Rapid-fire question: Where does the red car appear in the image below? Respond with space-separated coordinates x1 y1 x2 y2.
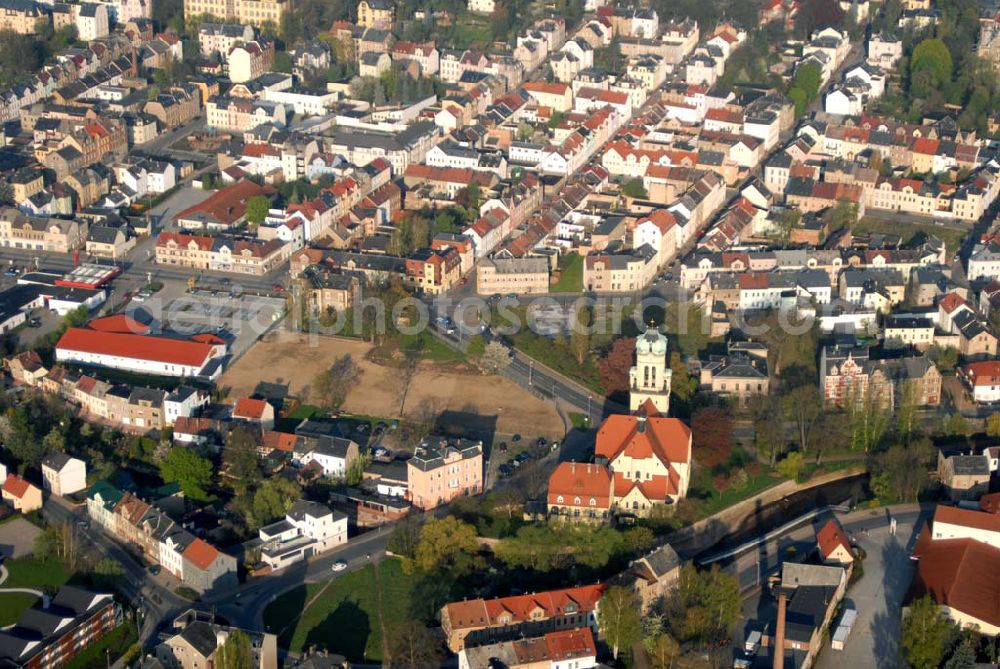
272 284 285 292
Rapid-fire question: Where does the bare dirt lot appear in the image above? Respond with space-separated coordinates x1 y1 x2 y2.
218 331 565 438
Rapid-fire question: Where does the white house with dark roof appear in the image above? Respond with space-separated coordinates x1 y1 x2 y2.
258 500 347 569
41 452 86 497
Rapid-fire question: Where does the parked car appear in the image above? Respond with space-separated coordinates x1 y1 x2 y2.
332 560 347 572
4 267 18 277
515 452 532 464
148 565 160 575
27 318 41 328
498 464 514 477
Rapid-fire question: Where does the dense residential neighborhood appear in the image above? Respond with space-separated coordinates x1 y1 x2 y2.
0 0 998 666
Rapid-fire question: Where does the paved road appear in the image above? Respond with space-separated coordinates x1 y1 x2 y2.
42 497 187 646
208 527 395 632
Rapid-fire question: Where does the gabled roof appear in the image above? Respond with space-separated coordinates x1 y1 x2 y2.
595 414 691 466
2 474 35 499
182 537 221 570
909 528 1000 628
816 518 851 560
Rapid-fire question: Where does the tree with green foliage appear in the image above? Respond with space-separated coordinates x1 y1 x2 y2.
245 477 301 531
792 62 822 104
244 195 270 226
646 632 681 669
622 178 648 199
599 586 642 659
942 412 971 438
669 351 698 404
910 39 953 97
222 426 261 495
216 630 253 669
871 437 933 502
987 412 1000 437
945 636 977 669
773 208 803 242
414 517 480 573
159 448 213 501
665 303 709 357
776 451 805 480
666 565 741 646
388 514 422 562
901 595 954 669
788 86 808 116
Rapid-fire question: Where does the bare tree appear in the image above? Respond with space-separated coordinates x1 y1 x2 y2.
312 354 362 410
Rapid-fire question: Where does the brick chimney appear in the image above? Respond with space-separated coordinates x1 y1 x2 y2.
772 591 786 669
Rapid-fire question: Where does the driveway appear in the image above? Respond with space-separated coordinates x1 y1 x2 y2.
814 517 919 669
0 517 41 559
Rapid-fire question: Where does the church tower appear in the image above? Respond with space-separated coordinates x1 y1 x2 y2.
629 326 672 415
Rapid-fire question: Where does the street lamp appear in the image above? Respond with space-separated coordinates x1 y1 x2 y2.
587 395 592 423
529 360 534 385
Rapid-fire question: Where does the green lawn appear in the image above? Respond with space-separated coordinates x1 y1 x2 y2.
551 254 584 293
4 556 71 589
0 592 40 626
854 216 967 256
401 332 465 363
63 621 138 669
263 559 412 662
691 467 786 517
568 412 590 429
451 11 493 47
0 557 72 625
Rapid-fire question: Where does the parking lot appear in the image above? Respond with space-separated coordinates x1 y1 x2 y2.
729 509 923 669
146 290 286 358
0 518 42 559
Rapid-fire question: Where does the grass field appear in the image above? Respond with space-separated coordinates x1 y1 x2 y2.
0 557 72 625
0 592 39 625
263 559 413 662
551 254 584 293
854 216 967 255
63 621 138 669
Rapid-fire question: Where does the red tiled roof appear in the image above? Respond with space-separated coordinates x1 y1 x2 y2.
233 398 268 419
182 537 221 570
174 417 219 437
2 474 34 499
939 291 967 314
87 315 150 334
933 505 1000 534
981 492 1000 515
817 519 851 559
612 471 677 498
443 584 606 631
545 628 596 661
523 81 570 97
595 414 691 465
909 527 1000 628
173 180 275 226
962 361 1000 387
262 430 297 452
56 328 216 368
547 462 612 507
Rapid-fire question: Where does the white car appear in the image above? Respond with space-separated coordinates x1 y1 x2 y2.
331 560 347 572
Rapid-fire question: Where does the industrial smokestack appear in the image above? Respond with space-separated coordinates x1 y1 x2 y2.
772 591 786 669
